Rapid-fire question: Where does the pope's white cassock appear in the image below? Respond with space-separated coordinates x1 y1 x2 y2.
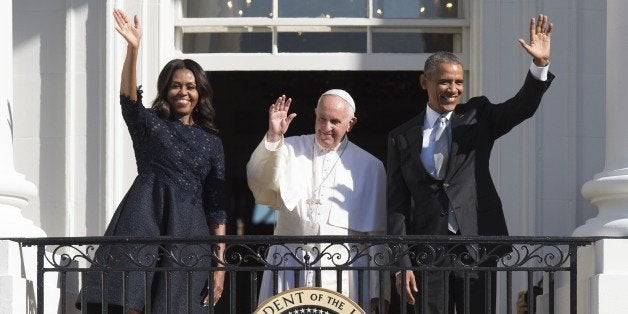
247 134 390 311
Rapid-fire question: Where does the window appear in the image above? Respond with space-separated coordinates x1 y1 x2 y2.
175 0 468 71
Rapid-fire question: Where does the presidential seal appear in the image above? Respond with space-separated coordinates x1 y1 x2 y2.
254 287 365 314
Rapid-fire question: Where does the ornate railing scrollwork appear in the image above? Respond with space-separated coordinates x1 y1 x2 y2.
26 236 592 273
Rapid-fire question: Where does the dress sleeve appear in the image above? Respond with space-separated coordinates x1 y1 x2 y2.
120 87 157 139
202 136 227 229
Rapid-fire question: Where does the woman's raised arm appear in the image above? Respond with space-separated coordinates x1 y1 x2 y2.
113 9 142 100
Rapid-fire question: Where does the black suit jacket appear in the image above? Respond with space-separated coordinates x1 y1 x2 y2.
387 71 554 266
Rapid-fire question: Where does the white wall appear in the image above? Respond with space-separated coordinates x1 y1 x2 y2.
13 0 67 236
481 0 605 237
7 1 609 312
478 1 607 312
13 0 109 236
11 0 605 239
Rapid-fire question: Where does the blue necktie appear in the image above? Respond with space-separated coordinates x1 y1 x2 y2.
433 115 459 232
433 116 449 180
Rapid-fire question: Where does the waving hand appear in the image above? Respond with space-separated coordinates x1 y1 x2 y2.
113 8 141 100
266 95 297 142
113 9 142 49
518 14 553 67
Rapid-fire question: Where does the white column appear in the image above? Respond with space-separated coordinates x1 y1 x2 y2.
0 0 44 239
0 2 52 313
567 1 628 313
575 0 628 237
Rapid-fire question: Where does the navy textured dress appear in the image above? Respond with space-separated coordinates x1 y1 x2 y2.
78 90 227 313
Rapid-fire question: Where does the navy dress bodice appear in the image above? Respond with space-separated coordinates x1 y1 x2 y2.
117 90 227 232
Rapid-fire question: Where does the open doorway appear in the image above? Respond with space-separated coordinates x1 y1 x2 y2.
211 70 427 235
209 70 426 312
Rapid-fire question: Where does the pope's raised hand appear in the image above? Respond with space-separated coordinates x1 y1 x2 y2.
518 14 553 67
113 8 142 49
267 95 297 142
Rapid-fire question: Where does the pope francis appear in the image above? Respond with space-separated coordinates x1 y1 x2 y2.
247 89 390 312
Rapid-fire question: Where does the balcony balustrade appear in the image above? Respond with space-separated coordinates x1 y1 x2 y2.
15 235 599 314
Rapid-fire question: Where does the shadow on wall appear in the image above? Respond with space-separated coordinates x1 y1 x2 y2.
12 1 108 236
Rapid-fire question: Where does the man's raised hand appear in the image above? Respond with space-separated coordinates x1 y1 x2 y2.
518 14 553 67
267 95 297 142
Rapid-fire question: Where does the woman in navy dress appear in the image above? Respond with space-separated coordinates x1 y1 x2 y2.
77 9 227 313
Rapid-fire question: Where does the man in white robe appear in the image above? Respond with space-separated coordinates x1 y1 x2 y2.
247 89 390 312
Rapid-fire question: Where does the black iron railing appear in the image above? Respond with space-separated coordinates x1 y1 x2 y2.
16 235 600 314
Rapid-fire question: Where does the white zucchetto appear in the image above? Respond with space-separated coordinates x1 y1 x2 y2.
319 89 356 113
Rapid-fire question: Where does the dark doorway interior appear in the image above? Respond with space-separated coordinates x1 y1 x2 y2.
210 70 427 235
209 70 427 312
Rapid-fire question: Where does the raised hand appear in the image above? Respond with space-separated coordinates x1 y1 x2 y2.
113 8 142 48
267 95 297 142
518 14 553 67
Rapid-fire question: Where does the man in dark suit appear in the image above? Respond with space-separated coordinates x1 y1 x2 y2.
387 14 555 313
